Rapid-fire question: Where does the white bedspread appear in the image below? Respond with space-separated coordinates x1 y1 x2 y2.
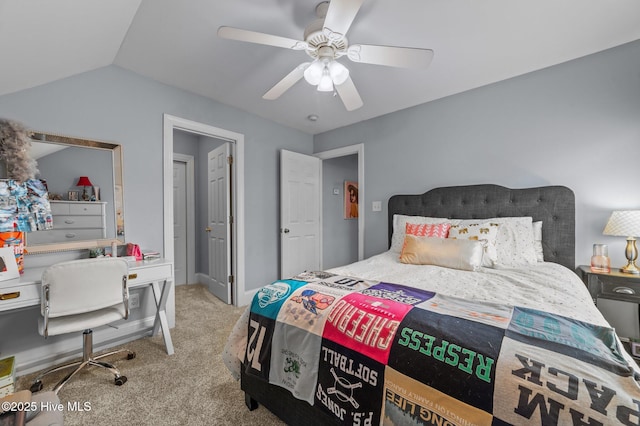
223 251 614 380
327 250 606 326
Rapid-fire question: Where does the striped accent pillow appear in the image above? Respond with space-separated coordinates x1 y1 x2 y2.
405 222 451 238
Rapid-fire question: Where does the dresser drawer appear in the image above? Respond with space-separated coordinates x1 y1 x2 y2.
50 201 105 215
53 215 104 229
26 228 106 245
69 203 103 215
0 282 40 310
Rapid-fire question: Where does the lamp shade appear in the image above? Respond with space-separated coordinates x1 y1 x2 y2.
76 176 93 187
603 210 640 237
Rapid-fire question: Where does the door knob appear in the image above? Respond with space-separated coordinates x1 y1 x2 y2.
205 227 212 232
282 228 290 233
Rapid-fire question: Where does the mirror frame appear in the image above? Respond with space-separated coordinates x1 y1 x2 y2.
26 131 125 254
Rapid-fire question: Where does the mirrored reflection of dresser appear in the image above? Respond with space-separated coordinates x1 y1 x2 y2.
27 201 106 245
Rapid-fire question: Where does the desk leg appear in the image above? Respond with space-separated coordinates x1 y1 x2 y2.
151 279 175 355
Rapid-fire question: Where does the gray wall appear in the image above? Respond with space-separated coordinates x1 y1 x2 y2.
322 155 358 269
314 40 640 269
0 65 314 292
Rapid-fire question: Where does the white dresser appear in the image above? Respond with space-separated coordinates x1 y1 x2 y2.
27 201 106 245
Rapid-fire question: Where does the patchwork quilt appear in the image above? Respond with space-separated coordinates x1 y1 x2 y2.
243 271 640 425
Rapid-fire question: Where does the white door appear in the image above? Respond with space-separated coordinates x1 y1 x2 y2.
173 160 187 286
208 144 232 303
280 150 321 279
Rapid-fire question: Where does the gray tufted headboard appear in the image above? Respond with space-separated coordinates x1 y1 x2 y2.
388 184 575 270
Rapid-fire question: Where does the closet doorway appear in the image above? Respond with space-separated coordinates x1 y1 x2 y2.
173 153 195 286
163 115 245 306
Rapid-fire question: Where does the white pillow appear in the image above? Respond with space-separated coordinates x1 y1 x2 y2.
492 217 537 268
399 235 484 271
390 214 451 253
449 217 537 268
533 221 544 262
448 221 500 267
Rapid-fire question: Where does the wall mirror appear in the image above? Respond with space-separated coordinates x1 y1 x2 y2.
25 132 125 253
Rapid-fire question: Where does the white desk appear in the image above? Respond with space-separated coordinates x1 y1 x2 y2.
0 258 175 355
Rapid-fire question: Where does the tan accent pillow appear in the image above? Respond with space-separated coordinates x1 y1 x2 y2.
399 234 484 271
448 222 500 267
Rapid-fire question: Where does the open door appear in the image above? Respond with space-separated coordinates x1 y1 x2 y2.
280 150 321 279
207 143 232 303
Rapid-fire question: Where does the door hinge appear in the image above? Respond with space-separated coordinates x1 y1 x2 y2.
229 215 234 224
228 275 234 284
227 155 233 165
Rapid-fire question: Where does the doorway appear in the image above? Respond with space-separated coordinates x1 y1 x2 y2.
163 114 246 306
279 144 364 277
172 153 195 286
315 143 364 265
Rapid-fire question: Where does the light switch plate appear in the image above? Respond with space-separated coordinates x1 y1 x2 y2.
372 201 382 212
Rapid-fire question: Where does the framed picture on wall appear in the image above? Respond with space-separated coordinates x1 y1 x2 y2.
0 247 19 281
344 181 358 219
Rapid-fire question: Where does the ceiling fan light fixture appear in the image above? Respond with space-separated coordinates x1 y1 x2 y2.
328 60 349 85
317 69 334 92
303 60 324 85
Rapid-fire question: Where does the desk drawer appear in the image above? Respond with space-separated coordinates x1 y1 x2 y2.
0 282 40 310
599 279 640 303
128 263 173 286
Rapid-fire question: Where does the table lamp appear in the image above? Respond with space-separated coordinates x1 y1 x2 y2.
603 210 640 274
76 176 93 201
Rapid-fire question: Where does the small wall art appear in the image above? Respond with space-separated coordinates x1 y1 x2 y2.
344 181 358 219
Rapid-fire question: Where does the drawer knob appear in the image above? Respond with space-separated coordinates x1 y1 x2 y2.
65 233 77 239
0 291 20 300
613 286 635 295
64 219 75 224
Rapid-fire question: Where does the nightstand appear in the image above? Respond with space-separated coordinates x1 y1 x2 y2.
577 265 640 306
577 265 640 358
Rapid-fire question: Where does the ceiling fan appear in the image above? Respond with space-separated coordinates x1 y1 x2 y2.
218 0 434 111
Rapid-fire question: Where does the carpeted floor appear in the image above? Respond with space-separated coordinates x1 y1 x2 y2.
16 284 285 426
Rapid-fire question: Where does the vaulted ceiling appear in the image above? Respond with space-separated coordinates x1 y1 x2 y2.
1 0 639 134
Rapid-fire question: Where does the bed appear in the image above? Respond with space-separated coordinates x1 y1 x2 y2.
224 184 640 425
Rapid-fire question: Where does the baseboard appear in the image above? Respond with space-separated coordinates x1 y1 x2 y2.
15 316 156 377
194 272 256 307
193 272 208 286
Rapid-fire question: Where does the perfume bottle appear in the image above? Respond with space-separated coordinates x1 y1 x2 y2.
591 244 610 273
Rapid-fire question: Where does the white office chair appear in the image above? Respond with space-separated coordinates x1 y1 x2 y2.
30 258 136 394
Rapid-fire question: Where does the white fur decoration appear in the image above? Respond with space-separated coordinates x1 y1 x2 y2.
0 119 38 182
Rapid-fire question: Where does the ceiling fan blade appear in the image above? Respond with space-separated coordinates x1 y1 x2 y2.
347 44 434 68
218 26 308 50
322 0 364 41
335 76 363 111
263 63 310 100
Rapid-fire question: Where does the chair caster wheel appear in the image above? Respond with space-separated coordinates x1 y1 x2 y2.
115 376 128 386
30 380 43 393
127 352 136 360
